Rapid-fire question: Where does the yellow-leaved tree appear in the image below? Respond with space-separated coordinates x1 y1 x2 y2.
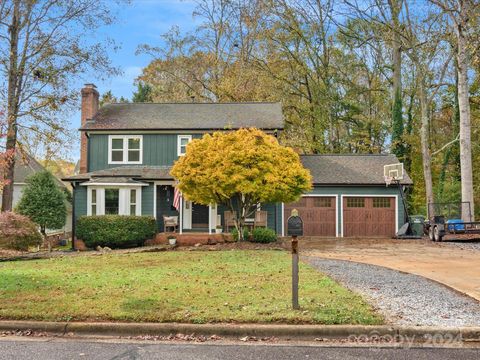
171 128 312 240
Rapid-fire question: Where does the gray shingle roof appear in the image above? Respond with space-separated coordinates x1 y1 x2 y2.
65 155 413 186
300 154 413 185
9 152 66 188
80 102 284 131
64 166 173 181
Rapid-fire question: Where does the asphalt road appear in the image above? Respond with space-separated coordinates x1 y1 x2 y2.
0 339 479 360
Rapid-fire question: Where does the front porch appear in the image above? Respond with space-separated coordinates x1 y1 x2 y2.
154 183 273 235
155 183 223 234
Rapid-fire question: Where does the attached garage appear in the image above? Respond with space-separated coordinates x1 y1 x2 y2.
284 196 336 236
342 196 396 237
283 154 413 238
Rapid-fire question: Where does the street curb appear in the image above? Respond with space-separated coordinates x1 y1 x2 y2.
1 321 479 341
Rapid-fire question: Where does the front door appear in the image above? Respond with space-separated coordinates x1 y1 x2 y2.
192 203 209 229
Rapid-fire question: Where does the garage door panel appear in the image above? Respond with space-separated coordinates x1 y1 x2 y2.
284 196 336 237
343 197 395 237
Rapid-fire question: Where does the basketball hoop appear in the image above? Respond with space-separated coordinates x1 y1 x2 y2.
384 163 404 187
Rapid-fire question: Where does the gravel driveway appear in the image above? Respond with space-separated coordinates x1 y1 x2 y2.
439 239 480 252
304 256 480 327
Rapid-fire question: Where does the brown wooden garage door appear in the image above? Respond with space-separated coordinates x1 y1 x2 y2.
284 196 336 236
343 197 396 237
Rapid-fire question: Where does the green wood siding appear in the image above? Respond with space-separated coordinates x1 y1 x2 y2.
275 203 283 234
88 133 204 172
141 183 154 216
262 203 277 232
74 183 87 220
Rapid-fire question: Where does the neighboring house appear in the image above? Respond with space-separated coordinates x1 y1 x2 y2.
0 152 73 235
65 84 412 239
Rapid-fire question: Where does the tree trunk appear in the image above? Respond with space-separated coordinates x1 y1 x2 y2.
41 225 51 252
419 81 435 213
456 8 474 221
1 0 20 212
230 195 248 241
389 0 404 160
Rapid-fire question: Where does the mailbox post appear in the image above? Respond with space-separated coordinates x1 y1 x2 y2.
287 209 303 310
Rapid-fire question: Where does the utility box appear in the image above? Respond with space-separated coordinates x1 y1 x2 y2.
409 215 425 236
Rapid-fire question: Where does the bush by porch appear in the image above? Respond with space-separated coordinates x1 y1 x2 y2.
0 251 382 325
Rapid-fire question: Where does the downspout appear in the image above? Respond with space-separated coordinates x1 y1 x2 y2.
71 182 76 251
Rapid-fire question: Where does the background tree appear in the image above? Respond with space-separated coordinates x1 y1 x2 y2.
16 171 66 251
0 0 120 211
0 112 15 192
139 0 480 217
99 90 119 107
132 82 153 103
171 128 312 241
430 0 480 220
389 0 406 161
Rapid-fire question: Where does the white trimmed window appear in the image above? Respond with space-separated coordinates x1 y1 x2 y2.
108 135 143 164
88 187 142 216
130 189 137 215
91 189 97 215
177 135 192 156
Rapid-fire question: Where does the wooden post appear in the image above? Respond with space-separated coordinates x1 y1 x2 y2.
291 235 299 310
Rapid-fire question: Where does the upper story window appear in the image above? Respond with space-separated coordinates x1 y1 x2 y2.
177 135 192 156
108 135 143 164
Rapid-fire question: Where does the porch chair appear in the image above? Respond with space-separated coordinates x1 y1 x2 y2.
163 215 179 233
224 211 237 232
254 210 267 228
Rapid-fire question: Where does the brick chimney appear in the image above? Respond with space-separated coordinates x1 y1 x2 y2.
79 84 99 174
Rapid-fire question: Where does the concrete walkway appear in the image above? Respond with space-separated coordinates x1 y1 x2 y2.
301 238 480 301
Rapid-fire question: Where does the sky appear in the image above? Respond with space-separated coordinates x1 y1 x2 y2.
68 0 199 161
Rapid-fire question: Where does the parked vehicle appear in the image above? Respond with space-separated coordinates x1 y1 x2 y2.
426 202 480 242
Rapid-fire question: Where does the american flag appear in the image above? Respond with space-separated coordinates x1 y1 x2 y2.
173 186 181 211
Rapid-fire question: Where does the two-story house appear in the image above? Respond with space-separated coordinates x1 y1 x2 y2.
65 84 412 246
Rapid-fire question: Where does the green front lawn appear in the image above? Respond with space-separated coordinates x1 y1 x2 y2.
0 250 382 324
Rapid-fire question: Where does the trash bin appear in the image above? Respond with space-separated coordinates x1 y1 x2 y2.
409 215 425 236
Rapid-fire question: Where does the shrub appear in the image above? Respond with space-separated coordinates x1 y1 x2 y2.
231 227 251 242
0 212 42 251
16 170 66 234
76 215 157 249
251 227 277 243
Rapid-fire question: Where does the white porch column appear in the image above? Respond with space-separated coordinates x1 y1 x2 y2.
179 196 183 234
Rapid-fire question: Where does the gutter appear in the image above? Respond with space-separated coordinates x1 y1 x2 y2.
0 321 479 342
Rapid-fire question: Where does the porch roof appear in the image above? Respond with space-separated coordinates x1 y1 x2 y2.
79 177 149 186
64 166 174 182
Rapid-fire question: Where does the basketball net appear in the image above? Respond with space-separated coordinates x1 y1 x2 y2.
384 176 394 187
